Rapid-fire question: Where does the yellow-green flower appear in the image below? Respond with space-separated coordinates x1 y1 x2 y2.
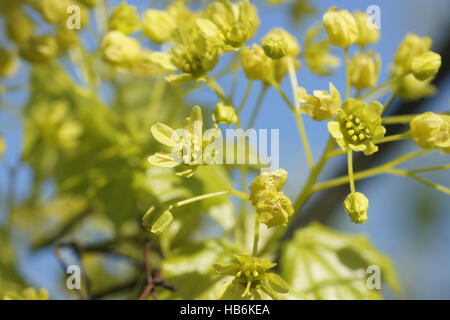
328 99 386 156
353 11 379 48
214 254 289 300
142 9 176 44
240 44 273 83
212 103 238 125
150 28 219 85
262 37 287 60
323 6 359 48
249 169 294 228
262 28 300 58
303 24 340 75
411 51 441 81
197 0 259 51
101 31 141 68
298 82 341 121
343 192 369 224
349 50 381 90
20 35 59 64
392 33 432 76
148 106 221 178
5 9 34 44
0 48 17 78
108 2 140 35
410 112 450 151
3 288 49 300
28 100 83 150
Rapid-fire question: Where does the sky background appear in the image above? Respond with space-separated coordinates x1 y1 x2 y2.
1 0 449 299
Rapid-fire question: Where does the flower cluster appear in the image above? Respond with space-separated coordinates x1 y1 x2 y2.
249 169 294 228
391 33 441 100
148 106 221 178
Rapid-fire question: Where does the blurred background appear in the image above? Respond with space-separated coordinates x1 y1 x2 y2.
0 0 449 299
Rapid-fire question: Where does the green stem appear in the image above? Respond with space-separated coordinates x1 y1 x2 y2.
273 82 314 168
206 76 227 102
374 131 411 144
231 52 239 100
171 191 230 209
382 93 396 117
252 218 260 257
347 151 356 193
313 149 431 192
204 166 250 201
247 84 268 128
387 168 450 195
410 164 450 174
237 80 253 115
358 74 407 100
344 47 350 99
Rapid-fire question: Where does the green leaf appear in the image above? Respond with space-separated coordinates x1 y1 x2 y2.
150 122 178 147
160 240 231 299
266 273 290 294
280 222 401 300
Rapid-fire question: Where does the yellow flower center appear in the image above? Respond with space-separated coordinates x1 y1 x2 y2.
343 115 370 143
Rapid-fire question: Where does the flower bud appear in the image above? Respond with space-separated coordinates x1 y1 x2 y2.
5 9 34 44
349 50 381 90
108 2 140 35
323 7 359 48
142 9 176 44
249 169 293 228
20 35 59 64
410 112 450 150
212 103 238 125
262 28 300 57
411 51 441 81
343 192 368 224
353 11 379 48
240 44 273 83
262 38 287 59
298 82 341 121
0 48 17 78
101 31 141 67
392 33 432 75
